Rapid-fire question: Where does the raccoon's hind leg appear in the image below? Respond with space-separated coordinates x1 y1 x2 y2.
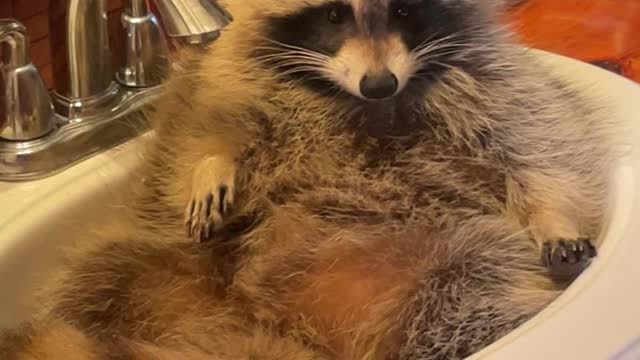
510 171 602 279
398 216 561 359
185 155 236 243
540 239 596 276
1 320 329 360
529 209 597 279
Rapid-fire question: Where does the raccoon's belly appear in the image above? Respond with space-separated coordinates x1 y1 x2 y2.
286 168 506 228
295 185 502 228
279 230 429 358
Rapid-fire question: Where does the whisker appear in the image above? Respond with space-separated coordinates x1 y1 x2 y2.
279 66 329 77
253 48 331 61
417 49 472 62
258 56 328 64
415 61 457 73
252 55 328 69
411 25 498 58
414 41 475 57
256 36 331 58
254 56 328 67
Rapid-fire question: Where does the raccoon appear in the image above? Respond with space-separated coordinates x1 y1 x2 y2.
174 0 610 274
0 0 616 359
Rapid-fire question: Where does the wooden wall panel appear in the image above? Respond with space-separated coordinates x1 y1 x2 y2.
108 6 126 70
22 11 49 41
0 1 13 18
108 0 123 12
30 37 50 68
12 0 48 19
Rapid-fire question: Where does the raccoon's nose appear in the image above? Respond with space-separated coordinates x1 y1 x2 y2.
359 70 398 100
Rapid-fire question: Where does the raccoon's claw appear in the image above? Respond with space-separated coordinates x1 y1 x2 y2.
184 156 236 243
541 238 596 279
185 184 234 243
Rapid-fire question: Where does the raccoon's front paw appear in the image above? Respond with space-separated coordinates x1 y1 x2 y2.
541 239 596 279
185 157 235 243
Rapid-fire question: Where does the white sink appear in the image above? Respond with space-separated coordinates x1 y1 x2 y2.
0 134 149 329
1 52 639 359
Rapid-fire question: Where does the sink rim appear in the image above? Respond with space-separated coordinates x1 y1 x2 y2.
470 51 640 359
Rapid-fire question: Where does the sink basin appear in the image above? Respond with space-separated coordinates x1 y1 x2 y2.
1 51 639 359
0 134 149 329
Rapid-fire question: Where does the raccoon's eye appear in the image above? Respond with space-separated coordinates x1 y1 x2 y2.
328 5 346 24
394 5 410 18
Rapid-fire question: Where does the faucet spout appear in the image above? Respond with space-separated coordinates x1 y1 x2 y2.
60 0 113 100
152 0 233 44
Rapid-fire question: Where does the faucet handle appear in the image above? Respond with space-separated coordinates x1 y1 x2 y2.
0 20 29 67
117 0 170 88
1 19 56 141
152 0 233 44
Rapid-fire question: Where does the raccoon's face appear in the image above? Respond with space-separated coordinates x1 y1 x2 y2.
261 0 491 101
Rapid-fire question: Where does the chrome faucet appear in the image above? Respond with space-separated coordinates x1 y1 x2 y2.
0 20 56 141
0 0 232 181
117 0 170 88
154 0 232 44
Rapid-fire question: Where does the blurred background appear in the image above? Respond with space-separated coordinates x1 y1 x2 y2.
506 0 640 83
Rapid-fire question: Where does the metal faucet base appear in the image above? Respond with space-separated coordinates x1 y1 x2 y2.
1 0 232 181
53 82 127 121
0 85 163 181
